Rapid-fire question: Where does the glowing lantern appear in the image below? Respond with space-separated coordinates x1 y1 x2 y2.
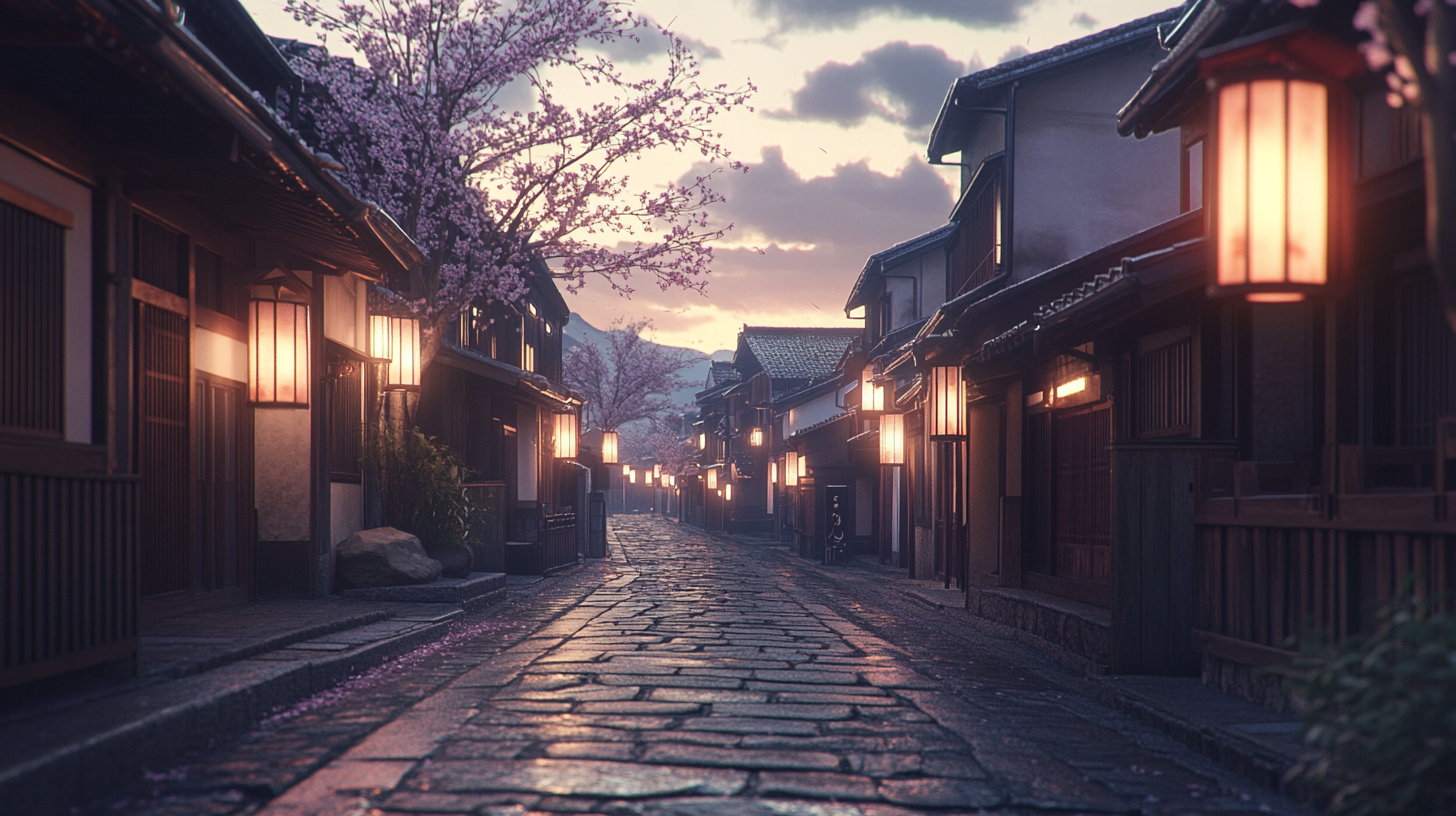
707 468 718 490
879 413 905 466
369 315 421 390
770 461 778 485
798 453 808 479
654 464 662 479
601 431 619 464
622 464 631 477
749 427 764 446
698 433 706 450
249 298 309 406
1203 30 1358 302
724 483 733 501
1055 377 1086 399
928 366 965 440
785 452 799 487
552 412 578 459
629 469 636 484
860 365 885 413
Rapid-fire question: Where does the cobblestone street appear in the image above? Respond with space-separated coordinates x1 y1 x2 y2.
87 517 1318 816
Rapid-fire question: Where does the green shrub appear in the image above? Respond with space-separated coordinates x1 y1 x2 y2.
371 428 481 549
1281 589 1456 815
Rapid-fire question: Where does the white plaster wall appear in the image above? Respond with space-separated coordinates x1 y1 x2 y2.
323 274 363 352
255 407 311 540
918 252 946 314
0 143 92 443
517 404 538 501
1011 45 1179 281
956 107 1008 186
787 391 842 436
194 327 247 383
331 482 363 545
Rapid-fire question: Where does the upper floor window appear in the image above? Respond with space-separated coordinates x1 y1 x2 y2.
134 214 187 297
948 161 1002 298
1 197 66 434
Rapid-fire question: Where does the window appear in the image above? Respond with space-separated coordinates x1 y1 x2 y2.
1398 277 1456 448
134 214 187 296
879 293 893 337
948 161 1002 297
1181 139 1204 214
0 198 65 434
1136 335 1192 437
195 245 242 320
327 350 364 481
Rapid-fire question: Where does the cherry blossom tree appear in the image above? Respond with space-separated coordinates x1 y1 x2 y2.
283 0 753 369
562 320 693 431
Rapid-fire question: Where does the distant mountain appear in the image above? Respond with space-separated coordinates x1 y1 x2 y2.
563 313 733 408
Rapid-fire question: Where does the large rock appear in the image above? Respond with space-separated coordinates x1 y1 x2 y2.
424 541 473 578
337 527 441 589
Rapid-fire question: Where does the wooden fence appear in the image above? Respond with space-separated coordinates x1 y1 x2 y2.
2 471 140 689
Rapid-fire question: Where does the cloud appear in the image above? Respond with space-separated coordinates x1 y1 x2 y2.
1070 11 1099 29
742 0 1035 31
997 44 1030 64
770 42 965 129
593 21 721 64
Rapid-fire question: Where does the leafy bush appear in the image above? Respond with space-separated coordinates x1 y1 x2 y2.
371 428 481 549
1281 590 1456 815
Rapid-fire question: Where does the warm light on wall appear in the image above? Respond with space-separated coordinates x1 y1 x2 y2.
369 314 420 390
860 365 885 413
928 366 966 440
785 452 799 487
249 299 309 407
645 470 654 486
749 427 764 447
707 468 718 490
552 412 579 459
1055 377 1087 399
879 413 905 466
600 431 619 464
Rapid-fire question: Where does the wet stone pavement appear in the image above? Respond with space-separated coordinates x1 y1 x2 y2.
86 517 1318 816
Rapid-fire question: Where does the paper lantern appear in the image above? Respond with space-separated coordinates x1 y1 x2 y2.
785 452 799 487
879 413 905 466
369 315 420 390
724 483 732 501
928 366 965 440
749 427 764 446
248 299 309 406
707 468 718 490
860 365 885 413
601 431 619 464
552 412 578 459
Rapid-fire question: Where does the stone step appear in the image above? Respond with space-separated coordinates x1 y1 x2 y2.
341 572 507 607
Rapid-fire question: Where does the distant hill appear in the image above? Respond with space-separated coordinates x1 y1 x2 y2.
563 313 733 408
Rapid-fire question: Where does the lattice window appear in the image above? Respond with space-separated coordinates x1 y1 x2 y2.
1054 405 1111 585
1136 337 1192 437
949 163 1002 297
134 214 187 296
1399 277 1456 447
1 199 64 434
327 351 363 481
136 303 191 597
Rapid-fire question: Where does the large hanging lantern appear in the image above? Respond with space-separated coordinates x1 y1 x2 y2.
601 431 619 464
370 315 421 389
707 468 718 490
860 365 885 413
928 366 965 440
553 412 578 459
785 452 798 487
1203 30 1357 303
248 298 310 407
879 413 905 466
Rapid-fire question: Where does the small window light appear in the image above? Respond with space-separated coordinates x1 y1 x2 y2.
1055 377 1087 399
528 302 538 317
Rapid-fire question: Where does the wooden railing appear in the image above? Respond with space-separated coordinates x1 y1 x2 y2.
2 471 140 689
1193 452 1456 669
540 510 578 573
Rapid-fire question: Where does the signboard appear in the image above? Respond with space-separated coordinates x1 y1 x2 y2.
822 484 852 565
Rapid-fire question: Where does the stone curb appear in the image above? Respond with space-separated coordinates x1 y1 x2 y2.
1 615 460 816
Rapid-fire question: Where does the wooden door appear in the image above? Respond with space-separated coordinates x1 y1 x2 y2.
136 303 191 598
195 374 250 595
1053 403 1112 585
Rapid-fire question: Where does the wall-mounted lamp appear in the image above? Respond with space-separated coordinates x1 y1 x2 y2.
622 464 632 477
724 483 733 501
553 412 578 459
601 430 619 464
879 413 905 466
369 315 421 390
629 469 636 484
749 427 764 447
698 433 707 450
860 365 885 414
928 366 966 440
249 298 309 407
797 453 808 480
785 452 798 487
707 468 718 490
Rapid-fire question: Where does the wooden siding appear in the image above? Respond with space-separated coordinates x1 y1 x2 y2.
2 471 139 689
1136 338 1192 437
1054 404 1112 586
135 303 191 598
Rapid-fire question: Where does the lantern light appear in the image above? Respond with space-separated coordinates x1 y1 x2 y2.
698 433 706 450
770 461 778 485
879 413 905 466
629 469 636 484
601 430 619 464
369 315 421 390
653 464 662 479
798 453 808 479
860 365 886 413
724 483 732 501
622 464 631 477
749 427 764 447
1202 29 1358 303
1055 377 1087 399
707 468 718 490
928 366 966 440
785 451 799 486
552 412 579 459
248 298 310 407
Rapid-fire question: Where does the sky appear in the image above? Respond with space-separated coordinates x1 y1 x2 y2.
241 0 1179 354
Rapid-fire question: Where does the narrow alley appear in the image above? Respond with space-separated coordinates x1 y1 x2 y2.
86 517 1316 816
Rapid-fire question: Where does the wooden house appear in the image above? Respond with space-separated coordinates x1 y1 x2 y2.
1 0 419 687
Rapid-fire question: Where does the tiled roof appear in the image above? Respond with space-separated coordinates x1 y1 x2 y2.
740 327 860 382
845 223 958 311
706 361 742 390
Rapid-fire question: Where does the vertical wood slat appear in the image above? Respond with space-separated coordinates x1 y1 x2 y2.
1 472 139 689
136 304 191 598
1 199 65 434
